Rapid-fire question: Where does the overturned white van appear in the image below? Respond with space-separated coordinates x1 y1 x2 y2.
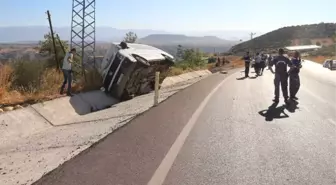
99 42 175 100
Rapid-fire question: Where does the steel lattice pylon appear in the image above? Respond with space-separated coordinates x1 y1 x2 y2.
70 0 96 74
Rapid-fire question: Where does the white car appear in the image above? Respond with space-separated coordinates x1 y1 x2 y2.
322 59 336 70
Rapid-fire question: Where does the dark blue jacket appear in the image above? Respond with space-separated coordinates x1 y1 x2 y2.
270 55 292 75
242 55 251 63
290 58 302 74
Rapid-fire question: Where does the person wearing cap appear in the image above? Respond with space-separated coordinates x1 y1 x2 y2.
288 50 302 100
60 48 76 96
242 51 251 77
269 48 292 103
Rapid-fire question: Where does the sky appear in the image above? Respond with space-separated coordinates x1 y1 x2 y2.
1 0 335 33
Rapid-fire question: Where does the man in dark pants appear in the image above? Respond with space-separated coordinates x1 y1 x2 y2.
60 48 76 96
269 48 292 103
260 53 267 75
242 51 251 77
267 55 273 70
254 52 262 76
289 51 302 100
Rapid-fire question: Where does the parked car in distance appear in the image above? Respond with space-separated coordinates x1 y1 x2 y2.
322 59 336 70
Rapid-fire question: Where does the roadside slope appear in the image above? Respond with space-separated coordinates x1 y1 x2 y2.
0 69 227 185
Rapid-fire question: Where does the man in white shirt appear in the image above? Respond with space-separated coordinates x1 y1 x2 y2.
254 52 262 76
60 48 76 96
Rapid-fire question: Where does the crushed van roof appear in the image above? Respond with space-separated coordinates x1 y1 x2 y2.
112 42 175 62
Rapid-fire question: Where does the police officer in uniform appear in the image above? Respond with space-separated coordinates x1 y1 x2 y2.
242 51 251 77
289 51 302 100
269 48 292 103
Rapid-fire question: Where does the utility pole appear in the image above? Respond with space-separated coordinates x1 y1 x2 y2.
46 10 60 71
250 32 256 55
250 32 256 40
56 34 66 55
70 0 96 82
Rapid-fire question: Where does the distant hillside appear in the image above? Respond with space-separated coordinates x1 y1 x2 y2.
0 34 237 61
230 23 336 53
138 34 236 45
0 26 170 43
0 26 258 43
138 34 238 54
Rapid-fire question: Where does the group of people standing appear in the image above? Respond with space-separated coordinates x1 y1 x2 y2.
243 52 269 78
242 48 302 104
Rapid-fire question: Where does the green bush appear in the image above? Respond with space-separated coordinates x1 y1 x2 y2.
174 48 207 70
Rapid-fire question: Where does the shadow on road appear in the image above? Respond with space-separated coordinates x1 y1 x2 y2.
236 77 247 80
249 76 258 79
70 91 119 115
286 100 299 113
258 102 289 121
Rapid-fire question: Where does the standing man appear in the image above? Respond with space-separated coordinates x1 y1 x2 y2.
242 51 251 77
269 48 292 103
260 53 267 75
289 51 302 100
267 54 273 70
60 48 76 96
254 52 262 76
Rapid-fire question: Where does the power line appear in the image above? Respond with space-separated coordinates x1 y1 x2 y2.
70 0 96 82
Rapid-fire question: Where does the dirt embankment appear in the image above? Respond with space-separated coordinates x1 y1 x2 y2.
305 56 335 64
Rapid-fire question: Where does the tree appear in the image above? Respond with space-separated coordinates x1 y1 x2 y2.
39 33 70 68
182 48 204 66
38 32 83 78
39 33 69 56
124 32 137 43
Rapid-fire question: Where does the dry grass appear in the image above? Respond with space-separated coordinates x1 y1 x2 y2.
226 56 244 68
167 55 244 76
167 65 209 76
0 62 102 106
305 55 335 64
0 55 244 106
0 65 64 105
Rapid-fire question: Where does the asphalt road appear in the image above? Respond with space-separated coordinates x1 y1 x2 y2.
34 67 336 185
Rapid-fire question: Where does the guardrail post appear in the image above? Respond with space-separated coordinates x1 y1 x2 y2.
154 71 160 106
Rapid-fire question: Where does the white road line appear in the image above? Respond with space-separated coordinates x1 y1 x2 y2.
147 72 235 185
301 106 310 113
327 118 336 126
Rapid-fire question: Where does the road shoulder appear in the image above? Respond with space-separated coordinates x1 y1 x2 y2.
32 70 238 185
